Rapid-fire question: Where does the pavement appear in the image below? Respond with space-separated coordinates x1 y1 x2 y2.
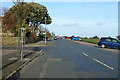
19 39 118 79
1 40 51 79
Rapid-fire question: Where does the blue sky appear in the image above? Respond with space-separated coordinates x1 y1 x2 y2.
1 2 118 38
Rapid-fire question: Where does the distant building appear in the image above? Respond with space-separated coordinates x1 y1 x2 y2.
40 31 46 35
35 29 40 36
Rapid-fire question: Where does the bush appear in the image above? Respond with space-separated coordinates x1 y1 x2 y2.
14 32 18 37
84 37 88 39
25 37 36 43
25 32 38 43
26 32 31 37
89 36 99 39
30 32 38 41
37 34 45 40
92 36 99 39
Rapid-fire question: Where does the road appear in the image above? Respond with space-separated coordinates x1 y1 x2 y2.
20 39 118 78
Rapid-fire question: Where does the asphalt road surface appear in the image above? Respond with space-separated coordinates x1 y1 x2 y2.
20 39 118 78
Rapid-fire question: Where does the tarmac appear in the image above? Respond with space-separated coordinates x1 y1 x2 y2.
1 40 52 79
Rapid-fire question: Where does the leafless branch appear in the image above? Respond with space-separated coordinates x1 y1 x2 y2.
2 7 8 15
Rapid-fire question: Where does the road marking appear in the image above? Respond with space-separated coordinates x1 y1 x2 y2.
47 58 62 61
82 52 88 56
93 58 114 70
40 62 48 78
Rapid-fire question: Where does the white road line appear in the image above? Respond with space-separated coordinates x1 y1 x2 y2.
93 58 114 70
82 52 88 56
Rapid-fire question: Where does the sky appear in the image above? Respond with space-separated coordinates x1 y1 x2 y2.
1 0 120 2
1 1 119 38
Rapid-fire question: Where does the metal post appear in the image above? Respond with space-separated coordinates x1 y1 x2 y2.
32 25 33 33
20 28 23 60
45 17 47 44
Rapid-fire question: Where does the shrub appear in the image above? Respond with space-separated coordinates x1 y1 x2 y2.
89 36 99 39
25 37 35 43
26 31 31 37
92 36 99 39
84 37 88 39
25 32 38 43
14 32 18 37
38 34 45 40
30 32 38 41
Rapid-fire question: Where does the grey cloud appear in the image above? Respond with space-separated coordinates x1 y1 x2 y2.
96 22 106 26
60 23 79 27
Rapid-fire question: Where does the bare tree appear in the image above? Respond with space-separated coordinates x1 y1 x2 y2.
11 0 24 60
11 0 24 5
2 7 8 15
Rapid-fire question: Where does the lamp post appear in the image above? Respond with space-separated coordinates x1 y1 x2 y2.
45 17 47 44
37 22 40 37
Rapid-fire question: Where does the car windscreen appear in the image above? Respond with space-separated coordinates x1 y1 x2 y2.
101 38 111 42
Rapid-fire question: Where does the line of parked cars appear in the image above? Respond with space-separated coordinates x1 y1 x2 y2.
54 36 120 49
54 36 62 40
98 37 120 49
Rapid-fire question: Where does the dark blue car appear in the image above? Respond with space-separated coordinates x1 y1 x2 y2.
54 37 57 40
98 37 120 49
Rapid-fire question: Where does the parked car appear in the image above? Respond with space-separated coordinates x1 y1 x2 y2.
72 37 82 41
59 37 62 39
98 37 120 49
67 37 71 39
71 36 74 40
54 37 57 40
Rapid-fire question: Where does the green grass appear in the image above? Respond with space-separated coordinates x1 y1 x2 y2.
81 38 100 44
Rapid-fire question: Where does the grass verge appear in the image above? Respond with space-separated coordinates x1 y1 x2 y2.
81 38 100 44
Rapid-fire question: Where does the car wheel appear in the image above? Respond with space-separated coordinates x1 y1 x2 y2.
101 44 106 48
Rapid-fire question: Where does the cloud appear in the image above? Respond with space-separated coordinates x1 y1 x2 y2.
96 22 106 26
47 17 117 38
60 23 79 27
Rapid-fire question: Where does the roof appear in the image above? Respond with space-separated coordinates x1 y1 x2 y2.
101 37 117 39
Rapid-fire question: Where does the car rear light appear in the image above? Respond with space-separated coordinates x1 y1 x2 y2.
99 40 101 42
